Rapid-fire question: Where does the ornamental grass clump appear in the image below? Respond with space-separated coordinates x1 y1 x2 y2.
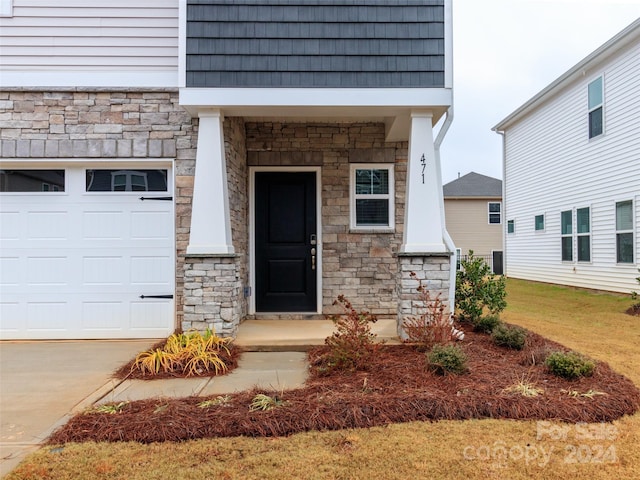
545 351 596 379
427 344 467 376
132 329 233 377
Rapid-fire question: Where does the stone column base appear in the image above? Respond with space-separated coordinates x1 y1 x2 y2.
396 253 452 339
182 255 244 337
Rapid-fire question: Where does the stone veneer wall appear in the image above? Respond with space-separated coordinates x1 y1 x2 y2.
0 89 197 331
396 254 452 338
245 122 408 317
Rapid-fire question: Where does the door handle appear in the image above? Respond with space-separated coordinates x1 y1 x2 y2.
311 247 316 271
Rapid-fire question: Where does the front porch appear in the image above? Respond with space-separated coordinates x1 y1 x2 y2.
234 318 401 352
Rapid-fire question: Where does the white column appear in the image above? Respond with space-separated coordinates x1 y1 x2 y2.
186 109 234 255
401 111 447 253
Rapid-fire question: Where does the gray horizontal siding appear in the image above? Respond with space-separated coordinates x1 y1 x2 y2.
186 0 445 88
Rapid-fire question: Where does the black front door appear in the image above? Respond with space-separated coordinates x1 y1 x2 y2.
255 172 317 312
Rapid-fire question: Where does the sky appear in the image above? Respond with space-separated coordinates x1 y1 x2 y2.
440 0 640 184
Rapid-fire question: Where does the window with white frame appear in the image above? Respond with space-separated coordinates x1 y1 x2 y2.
588 76 604 139
535 214 545 231
561 210 572 262
576 207 591 262
350 164 394 229
616 200 634 264
488 202 501 224
507 219 515 234
0 0 13 17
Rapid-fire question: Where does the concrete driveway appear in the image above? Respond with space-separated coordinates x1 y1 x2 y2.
0 340 155 477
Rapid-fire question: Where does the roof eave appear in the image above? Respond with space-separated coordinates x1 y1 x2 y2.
492 18 640 132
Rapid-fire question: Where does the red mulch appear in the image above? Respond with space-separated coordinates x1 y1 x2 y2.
48 326 640 444
626 304 640 316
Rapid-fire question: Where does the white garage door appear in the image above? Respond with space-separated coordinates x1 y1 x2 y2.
0 165 175 339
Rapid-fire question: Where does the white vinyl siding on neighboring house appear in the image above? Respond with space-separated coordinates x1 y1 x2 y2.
0 0 178 87
502 35 640 293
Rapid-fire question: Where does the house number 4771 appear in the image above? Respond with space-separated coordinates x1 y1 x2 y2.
420 153 426 184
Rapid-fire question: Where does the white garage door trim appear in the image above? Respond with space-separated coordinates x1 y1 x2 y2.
0 160 176 340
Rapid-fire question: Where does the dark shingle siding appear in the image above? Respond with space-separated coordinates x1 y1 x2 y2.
186 0 446 88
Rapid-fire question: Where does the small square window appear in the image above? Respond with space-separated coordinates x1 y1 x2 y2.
488 202 501 224
535 214 545 231
507 219 515 234
350 164 394 229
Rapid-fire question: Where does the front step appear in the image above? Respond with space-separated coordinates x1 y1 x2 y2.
234 319 400 352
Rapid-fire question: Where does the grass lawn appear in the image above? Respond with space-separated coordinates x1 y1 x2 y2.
7 279 640 480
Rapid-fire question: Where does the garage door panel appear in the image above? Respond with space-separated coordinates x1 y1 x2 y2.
81 301 125 330
131 210 172 240
27 301 70 331
130 300 173 330
82 211 126 240
82 256 124 285
26 256 69 286
27 211 70 240
0 302 21 331
0 212 21 240
130 255 172 287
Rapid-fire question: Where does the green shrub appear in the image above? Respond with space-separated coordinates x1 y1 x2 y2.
473 314 502 334
427 344 467 376
491 323 527 350
325 295 378 371
455 251 507 323
545 351 596 379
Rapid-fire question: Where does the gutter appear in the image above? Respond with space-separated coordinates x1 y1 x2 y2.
432 106 457 313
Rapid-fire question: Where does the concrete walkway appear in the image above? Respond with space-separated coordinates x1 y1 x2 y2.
0 319 399 477
0 340 156 478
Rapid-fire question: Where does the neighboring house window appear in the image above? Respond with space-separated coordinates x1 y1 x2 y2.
588 76 604 139
507 219 515 234
616 200 634 264
577 207 591 262
488 202 502 224
456 248 462 270
350 164 394 229
561 210 573 262
535 214 545 231
0 0 13 17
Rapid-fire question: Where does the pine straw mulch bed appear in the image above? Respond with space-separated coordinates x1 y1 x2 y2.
49 325 640 444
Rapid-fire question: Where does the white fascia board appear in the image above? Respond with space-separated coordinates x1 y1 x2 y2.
444 0 453 89
179 88 452 112
0 70 179 89
493 18 640 132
